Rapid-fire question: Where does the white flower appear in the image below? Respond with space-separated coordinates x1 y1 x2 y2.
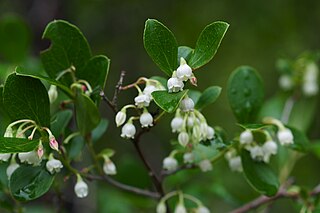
302 82 318 96
18 151 42 165
304 63 318 82
174 203 187 213
250 146 264 161
240 130 253 145
178 132 189 147
115 111 126 127
262 140 278 163
183 152 194 164
103 160 117 175
0 153 11 162
277 128 294 145
46 158 63 174
206 126 215 140
143 85 157 98
121 123 136 139
156 202 166 213
163 156 178 171
198 159 212 172
187 117 194 127
228 156 243 172
134 94 151 108
6 162 19 179
74 176 89 198
196 206 210 213
139 111 153 128
48 85 58 103
279 75 293 90
192 125 202 141
176 57 192 81
171 117 184 133
167 77 184 93
179 97 194 112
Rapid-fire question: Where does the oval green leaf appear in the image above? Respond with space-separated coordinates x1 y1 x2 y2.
195 86 221 111
152 90 188 113
178 46 193 64
3 73 50 127
0 137 39 153
241 150 279 196
227 66 264 123
10 163 54 201
143 19 178 76
189 21 229 69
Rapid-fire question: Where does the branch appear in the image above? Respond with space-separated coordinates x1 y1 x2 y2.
229 182 320 213
84 173 160 199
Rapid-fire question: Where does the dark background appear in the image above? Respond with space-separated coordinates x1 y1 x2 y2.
0 0 320 212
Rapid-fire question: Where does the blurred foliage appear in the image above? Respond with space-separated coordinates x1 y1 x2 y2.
0 0 320 212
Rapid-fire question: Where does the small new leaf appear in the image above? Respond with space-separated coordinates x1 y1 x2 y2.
195 86 221 111
152 90 188 113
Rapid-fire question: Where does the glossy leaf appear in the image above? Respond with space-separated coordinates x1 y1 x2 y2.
41 20 91 82
178 46 193 64
195 86 221 111
50 110 73 137
152 90 188 113
3 73 50 127
92 119 109 143
227 66 264 123
188 89 202 105
10 162 54 201
241 150 279 196
0 137 39 153
189 22 229 69
77 55 110 89
287 126 309 152
150 76 167 88
75 93 100 135
143 19 178 76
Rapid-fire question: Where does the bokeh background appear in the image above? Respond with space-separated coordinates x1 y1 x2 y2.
0 0 320 212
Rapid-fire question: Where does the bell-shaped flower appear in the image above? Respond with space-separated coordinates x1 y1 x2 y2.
139 110 153 128
176 57 192 81
228 156 243 172
196 206 211 213
103 157 117 175
163 156 178 171
74 175 89 198
121 122 136 139
277 128 294 146
239 130 253 145
18 151 42 166
6 159 20 179
198 159 212 172
179 96 194 112
171 116 184 133
178 131 189 147
183 152 194 164
46 155 63 174
0 153 11 162
134 94 151 108
167 77 184 93
48 85 58 103
174 203 187 213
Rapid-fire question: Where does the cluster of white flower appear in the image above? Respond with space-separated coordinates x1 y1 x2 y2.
115 78 165 139
171 104 215 148
0 119 63 179
278 59 319 96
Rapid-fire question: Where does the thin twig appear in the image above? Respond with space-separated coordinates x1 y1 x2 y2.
112 70 126 110
84 174 160 199
100 90 117 113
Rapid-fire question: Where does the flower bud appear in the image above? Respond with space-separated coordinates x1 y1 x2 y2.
46 158 63 174
206 126 215 140
103 159 117 175
139 111 153 128
239 130 253 145
179 97 194 112
121 122 136 139
163 156 178 171
74 176 89 198
49 135 59 151
198 159 212 172
196 206 210 213
279 75 293 91
183 152 194 164
178 132 189 147
134 94 151 108
48 85 58 103
228 156 243 172
167 77 184 93
37 140 44 159
156 202 166 213
277 128 294 145
174 203 187 213
6 161 19 179
115 111 126 127
0 153 11 162
171 117 184 133
176 58 192 81
4 127 13 137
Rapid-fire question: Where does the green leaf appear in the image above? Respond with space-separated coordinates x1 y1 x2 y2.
0 15 31 62
3 73 50 127
143 19 178 76
75 93 100 135
258 93 287 121
287 126 309 152
0 137 39 153
92 119 109 143
241 150 279 196
152 90 188 113
195 86 221 111
150 76 167 88
0 86 10 134
41 20 91 82
227 66 264 123
77 55 110 90
178 46 193 64
189 22 229 69
10 162 54 201
192 143 219 163
50 110 73 137
15 66 73 97
188 89 202 105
